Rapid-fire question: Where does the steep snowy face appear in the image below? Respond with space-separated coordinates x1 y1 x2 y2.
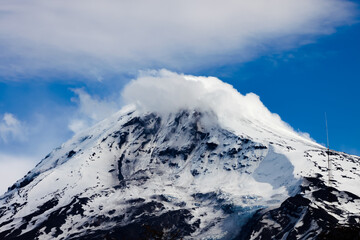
0 72 359 239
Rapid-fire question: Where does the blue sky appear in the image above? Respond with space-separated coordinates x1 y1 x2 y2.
0 0 359 193
216 23 360 156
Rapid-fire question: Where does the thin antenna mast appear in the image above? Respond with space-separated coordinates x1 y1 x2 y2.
325 112 332 185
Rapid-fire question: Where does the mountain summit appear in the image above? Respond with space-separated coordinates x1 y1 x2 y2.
1 71 359 239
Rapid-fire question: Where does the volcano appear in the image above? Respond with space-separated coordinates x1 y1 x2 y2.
1 71 359 239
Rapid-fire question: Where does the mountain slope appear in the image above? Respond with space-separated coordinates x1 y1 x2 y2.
0 105 359 240
1 71 360 239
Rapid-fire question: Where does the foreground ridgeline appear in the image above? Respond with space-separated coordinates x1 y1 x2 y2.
1 108 359 239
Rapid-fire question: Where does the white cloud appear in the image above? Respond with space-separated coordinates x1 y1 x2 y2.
123 70 281 120
122 69 313 142
0 0 356 79
69 88 119 133
0 113 26 143
68 119 89 134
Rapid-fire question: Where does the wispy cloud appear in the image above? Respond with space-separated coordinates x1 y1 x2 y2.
0 110 73 161
69 88 119 133
0 113 26 143
0 0 356 80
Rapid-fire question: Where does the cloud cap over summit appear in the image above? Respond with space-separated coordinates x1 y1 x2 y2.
122 70 314 143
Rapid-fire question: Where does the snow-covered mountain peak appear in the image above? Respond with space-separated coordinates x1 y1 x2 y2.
0 74 359 239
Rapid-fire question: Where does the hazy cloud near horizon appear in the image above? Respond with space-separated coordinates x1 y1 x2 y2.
0 0 356 80
0 153 36 195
